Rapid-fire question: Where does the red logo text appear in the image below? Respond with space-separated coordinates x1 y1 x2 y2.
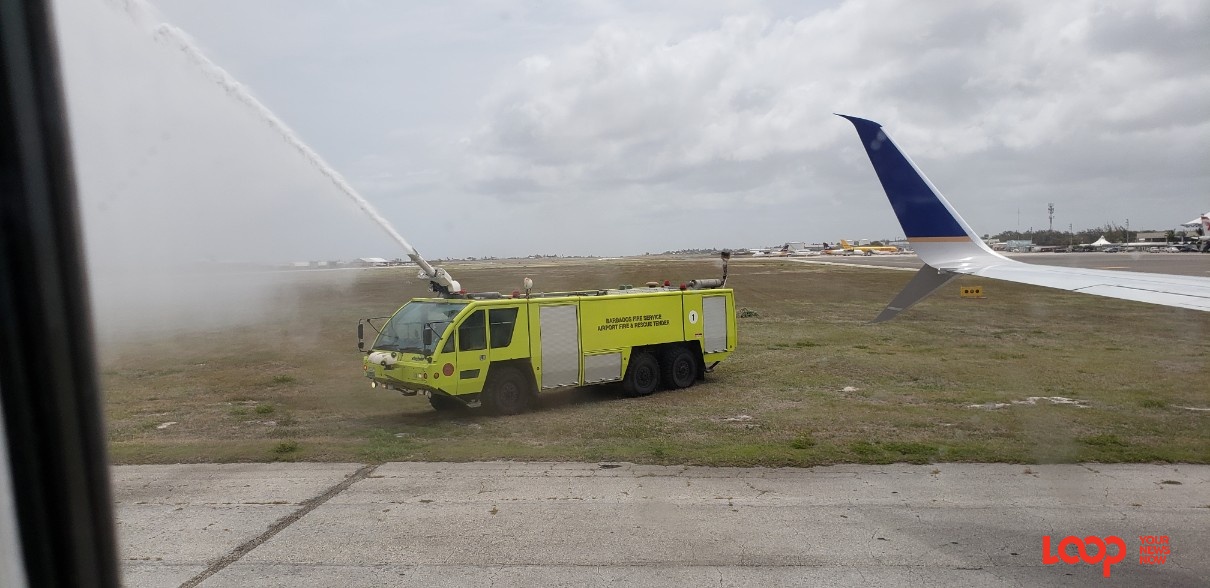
1042 535 1126 578
1138 535 1170 565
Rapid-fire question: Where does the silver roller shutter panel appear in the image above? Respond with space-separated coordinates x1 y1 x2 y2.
539 305 580 388
703 295 729 353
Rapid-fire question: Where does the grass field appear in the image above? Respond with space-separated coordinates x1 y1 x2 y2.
101 257 1210 465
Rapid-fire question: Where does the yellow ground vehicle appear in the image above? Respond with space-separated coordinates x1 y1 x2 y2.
358 256 736 414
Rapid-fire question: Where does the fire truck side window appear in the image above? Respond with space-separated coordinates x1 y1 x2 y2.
458 309 487 351
488 307 519 349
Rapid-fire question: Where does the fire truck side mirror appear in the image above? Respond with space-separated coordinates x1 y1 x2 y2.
422 324 433 347
357 322 365 351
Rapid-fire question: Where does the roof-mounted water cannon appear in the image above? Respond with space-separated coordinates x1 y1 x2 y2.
407 249 461 297
687 250 731 290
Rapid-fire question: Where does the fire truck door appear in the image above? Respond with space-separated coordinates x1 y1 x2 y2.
454 309 490 394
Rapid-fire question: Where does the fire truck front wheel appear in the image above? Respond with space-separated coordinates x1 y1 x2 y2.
622 352 660 397
483 367 534 415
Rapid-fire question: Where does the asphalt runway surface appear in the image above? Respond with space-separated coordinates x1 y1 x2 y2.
114 462 1209 587
771 251 1210 277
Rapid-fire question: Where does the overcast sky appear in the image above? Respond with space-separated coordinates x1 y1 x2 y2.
56 0 1209 263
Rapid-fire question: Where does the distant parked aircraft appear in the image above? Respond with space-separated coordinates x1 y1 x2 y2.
1183 213 1210 252
837 239 899 255
837 115 1210 321
779 242 824 256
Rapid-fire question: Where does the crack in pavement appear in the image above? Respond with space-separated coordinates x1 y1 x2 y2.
178 464 377 588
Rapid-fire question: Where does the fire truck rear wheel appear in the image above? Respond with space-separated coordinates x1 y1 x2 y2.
483 367 534 415
622 352 660 397
661 347 697 389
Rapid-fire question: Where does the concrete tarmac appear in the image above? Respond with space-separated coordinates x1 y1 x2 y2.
774 251 1210 278
113 462 1210 587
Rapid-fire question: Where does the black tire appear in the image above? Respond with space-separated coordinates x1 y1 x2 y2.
483 367 534 415
660 346 697 390
621 351 660 397
428 394 465 412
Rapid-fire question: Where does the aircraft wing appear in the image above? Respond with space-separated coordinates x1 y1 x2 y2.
837 114 1210 321
961 262 1210 311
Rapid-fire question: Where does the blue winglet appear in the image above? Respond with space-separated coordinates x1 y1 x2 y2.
836 115 968 239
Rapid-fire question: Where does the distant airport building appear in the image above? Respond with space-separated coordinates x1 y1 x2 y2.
290 260 341 269
354 257 390 267
1135 231 1173 244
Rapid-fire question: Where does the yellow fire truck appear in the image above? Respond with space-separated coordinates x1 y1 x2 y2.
358 253 736 414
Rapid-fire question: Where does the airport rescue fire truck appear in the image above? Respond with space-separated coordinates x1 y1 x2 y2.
358 252 736 414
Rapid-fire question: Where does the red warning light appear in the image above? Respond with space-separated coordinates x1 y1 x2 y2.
679 283 687 290
442 363 455 377
664 280 671 287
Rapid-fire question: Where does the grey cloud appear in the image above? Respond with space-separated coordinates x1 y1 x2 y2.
874 50 985 120
1086 2 1210 68
63 0 1210 265
456 0 1207 254
470 176 548 199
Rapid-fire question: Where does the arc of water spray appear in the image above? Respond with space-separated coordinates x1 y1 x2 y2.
147 22 437 277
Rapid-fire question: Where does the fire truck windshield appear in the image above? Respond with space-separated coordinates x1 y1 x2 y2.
373 301 467 355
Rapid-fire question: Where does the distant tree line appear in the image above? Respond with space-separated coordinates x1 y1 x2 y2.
989 223 1189 246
